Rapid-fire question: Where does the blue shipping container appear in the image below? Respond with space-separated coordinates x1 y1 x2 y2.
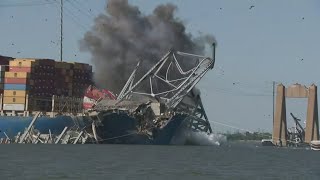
4 84 29 90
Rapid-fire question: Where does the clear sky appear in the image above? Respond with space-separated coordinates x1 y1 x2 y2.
1 0 320 133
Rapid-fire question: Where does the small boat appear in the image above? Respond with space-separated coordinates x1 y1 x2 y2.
310 140 320 151
261 139 275 146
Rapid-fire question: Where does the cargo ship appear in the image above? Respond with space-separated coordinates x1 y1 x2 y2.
0 46 216 145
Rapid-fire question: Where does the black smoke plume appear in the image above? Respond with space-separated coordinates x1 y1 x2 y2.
80 0 215 93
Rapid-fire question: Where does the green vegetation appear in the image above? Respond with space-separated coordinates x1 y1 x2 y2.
224 132 272 141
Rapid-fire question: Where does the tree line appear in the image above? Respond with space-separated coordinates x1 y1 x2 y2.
224 131 272 141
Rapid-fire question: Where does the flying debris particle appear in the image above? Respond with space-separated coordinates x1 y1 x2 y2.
233 82 236 85
302 17 305 20
11 43 14 46
74 54 77 57
217 66 225 76
17 52 20 54
219 8 222 10
45 18 48 21
10 16 13 18
301 58 304 61
249 5 255 10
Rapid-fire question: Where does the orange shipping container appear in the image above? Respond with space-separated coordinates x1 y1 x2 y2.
4 90 28 97
3 96 26 104
5 72 30 78
10 59 38 67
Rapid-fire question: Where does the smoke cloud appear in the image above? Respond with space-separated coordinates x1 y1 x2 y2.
80 0 216 93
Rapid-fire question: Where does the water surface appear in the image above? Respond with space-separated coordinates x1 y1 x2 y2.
0 142 319 180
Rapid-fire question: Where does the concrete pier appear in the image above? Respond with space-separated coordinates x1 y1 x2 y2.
305 84 319 143
273 84 287 146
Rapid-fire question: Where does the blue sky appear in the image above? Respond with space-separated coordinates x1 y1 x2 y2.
1 0 320 132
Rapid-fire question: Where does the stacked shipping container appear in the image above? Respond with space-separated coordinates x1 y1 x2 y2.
72 62 92 97
1 58 92 111
54 62 73 97
4 59 35 111
0 55 11 98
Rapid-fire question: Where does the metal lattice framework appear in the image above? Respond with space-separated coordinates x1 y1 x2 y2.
116 49 215 110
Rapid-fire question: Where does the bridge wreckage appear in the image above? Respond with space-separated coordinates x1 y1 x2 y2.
0 45 216 145
86 44 216 144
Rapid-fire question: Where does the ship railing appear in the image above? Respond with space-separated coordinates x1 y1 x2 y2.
0 94 85 117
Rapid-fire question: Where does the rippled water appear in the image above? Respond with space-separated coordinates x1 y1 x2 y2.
0 142 319 180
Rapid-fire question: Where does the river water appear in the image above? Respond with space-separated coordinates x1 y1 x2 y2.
0 142 319 180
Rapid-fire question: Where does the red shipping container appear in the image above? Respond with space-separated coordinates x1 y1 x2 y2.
9 66 32 72
4 78 29 84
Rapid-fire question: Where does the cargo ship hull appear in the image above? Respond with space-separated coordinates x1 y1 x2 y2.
0 113 186 145
94 112 186 145
0 116 75 138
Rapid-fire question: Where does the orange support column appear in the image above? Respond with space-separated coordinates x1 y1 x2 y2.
273 84 287 146
305 84 319 143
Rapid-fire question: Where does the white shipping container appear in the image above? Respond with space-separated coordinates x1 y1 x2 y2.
83 96 96 104
0 65 6 72
2 104 25 111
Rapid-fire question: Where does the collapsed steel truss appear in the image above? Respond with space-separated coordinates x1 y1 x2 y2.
116 46 216 133
117 49 215 109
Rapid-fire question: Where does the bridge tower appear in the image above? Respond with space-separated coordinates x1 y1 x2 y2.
273 83 319 146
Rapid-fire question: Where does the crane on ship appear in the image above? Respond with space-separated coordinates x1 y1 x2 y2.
288 112 305 146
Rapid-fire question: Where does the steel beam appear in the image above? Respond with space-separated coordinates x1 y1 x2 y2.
19 112 41 143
